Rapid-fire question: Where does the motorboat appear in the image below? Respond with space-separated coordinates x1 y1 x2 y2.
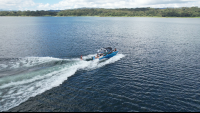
92 47 118 60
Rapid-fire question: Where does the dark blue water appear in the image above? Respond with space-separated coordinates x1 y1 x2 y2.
0 17 200 112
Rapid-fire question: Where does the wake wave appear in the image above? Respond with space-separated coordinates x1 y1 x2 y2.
0 54 125 112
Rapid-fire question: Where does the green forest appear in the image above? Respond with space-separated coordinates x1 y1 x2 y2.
1 7 200 17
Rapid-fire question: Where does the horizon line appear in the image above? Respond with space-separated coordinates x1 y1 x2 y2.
0 6 199 11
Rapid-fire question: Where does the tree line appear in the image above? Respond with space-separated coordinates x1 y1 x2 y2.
0 10 57 16
1 7 200 17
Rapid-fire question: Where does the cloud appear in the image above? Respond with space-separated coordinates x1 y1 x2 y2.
0 0 200 11
37 3 50 10
37 0 200 10
136 0 195 5
55 0 200 9
0 0 36 10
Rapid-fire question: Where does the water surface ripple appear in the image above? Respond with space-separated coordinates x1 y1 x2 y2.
0 17 200 112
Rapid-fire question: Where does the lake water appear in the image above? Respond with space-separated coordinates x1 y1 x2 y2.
0 17 200 112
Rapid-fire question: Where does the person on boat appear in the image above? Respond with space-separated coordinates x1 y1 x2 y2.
80 55 83 60
95 54 99 59
100 53 104 56
113 48 117 52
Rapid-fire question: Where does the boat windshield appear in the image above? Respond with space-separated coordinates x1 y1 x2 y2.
104 47 112 53
97 47 113 54
97 48 107 54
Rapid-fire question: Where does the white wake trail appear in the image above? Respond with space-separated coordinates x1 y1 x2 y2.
0 54 125 112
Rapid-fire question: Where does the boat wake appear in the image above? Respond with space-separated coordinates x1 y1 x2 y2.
0 54 125 112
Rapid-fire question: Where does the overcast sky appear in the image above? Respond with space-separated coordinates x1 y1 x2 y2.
0 0 199 11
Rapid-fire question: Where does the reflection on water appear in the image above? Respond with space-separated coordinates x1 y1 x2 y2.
0 17 200 112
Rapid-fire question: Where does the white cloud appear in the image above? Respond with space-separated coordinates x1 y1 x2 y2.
47 0 200 10
0 0 36 10
0 0 200 11
37 3 50 10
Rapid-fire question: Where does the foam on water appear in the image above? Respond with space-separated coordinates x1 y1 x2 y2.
0 54 125 112
0 64 8 69
84 53 125 70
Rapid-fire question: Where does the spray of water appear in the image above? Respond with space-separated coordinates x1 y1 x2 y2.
0 54 125 112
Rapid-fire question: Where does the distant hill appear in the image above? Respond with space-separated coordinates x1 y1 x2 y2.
47 10 62 12
0 7 200 17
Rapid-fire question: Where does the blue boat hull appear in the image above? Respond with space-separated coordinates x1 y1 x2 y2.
93 51 118 60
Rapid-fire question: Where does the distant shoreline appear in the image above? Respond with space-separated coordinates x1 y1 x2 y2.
0 16 200 18
1 7 200 18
